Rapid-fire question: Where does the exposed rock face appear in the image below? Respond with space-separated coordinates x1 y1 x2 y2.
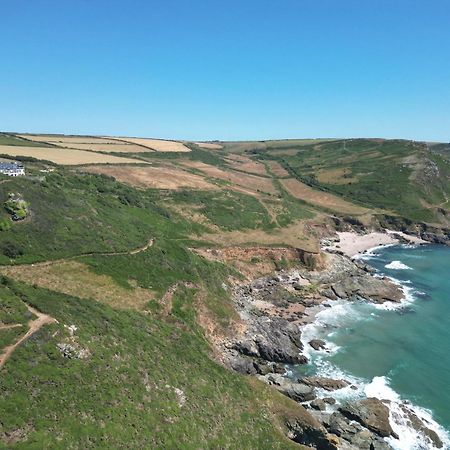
339 398 395 438
330 275 403 304
285 414 339 450
260 373 316 402
326 412 391 449
309 339 327 350
233 316 306 365
299 376 349 392
312 253 403 304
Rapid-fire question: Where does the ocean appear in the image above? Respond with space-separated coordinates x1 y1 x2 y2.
295 244 450 449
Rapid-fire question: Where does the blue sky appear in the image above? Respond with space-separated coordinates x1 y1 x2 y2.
1 0 449 141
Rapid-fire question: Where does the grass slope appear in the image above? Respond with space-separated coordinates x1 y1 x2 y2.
0 279 299 449
258 138 450 224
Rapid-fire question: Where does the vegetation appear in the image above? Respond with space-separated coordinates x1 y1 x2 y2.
0 133 449 448
0 134 54 147
0 278 298 449
259 138 450 223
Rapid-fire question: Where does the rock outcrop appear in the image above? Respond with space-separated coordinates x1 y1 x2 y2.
259 373 316 402
339 398 395 438
299 376 349 392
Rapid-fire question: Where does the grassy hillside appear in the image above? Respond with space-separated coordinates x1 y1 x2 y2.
0 279 302 449
0 133 449 448
256 138 450 224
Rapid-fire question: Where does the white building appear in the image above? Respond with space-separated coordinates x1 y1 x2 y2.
0 162 25 177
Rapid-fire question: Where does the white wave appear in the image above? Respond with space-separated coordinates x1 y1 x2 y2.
365 377 450 450
310 368 450 450
373 277 417 311
385 260 413 270
300 300 365 360
298 298 449 449
354 243 396 261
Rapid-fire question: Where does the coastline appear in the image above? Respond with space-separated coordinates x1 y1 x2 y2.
217 231 448 449
295 241 449 450
324 230 427 258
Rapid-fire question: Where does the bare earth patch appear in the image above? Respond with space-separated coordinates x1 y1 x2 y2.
0 145 143 165
83 165 217 190
111 137 191 152
180 161 277 195
281 178 368 215
195 246 307 279
0 261 154 310
201 220 319 253
267 161 290 178
225 154 268 176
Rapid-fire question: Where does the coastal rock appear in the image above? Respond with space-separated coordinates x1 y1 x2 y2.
299 376 349 391
230 356 257 375
327 411 361 440
309 339 327 350
339 398 395 438
261 374 316 402
309 252 403 303
251 317 306 364
285 412 339 450
310 398 327 411
330 274 403 303
400 404 443 448
326 412 391 449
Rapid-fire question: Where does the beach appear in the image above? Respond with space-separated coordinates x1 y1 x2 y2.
328 230 426 258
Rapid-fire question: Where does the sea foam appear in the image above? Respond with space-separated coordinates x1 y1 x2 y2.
299 299 449 450
365 376 450 450
385 260 412 270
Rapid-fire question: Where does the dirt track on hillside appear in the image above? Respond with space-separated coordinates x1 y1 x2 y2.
0 305 57 369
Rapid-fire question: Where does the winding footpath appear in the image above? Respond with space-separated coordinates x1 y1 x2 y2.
0 305 57 369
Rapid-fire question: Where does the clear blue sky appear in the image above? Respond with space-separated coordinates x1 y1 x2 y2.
1 0 449 141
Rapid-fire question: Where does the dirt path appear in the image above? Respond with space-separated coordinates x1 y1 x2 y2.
129 238 154 255
0 323 23 331
257 198 280 227
6 238 155 271
0 305 57 369
159 281 196 316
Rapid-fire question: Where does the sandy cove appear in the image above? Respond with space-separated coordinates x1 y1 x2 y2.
326 230 426 258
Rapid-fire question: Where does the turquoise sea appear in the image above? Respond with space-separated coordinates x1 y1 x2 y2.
297 244 450 449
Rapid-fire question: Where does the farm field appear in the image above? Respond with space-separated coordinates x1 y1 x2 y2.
180 160 277 195
281 178 368 215
53 142 153 153
195 142 223 149
112 137 191 152
18 134 121 144
84 164 218 190
225 154 269 176
0 145 142 165
266 160 290 178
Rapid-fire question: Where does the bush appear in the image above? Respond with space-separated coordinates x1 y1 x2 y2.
0 218 11 231
2 241 24 259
